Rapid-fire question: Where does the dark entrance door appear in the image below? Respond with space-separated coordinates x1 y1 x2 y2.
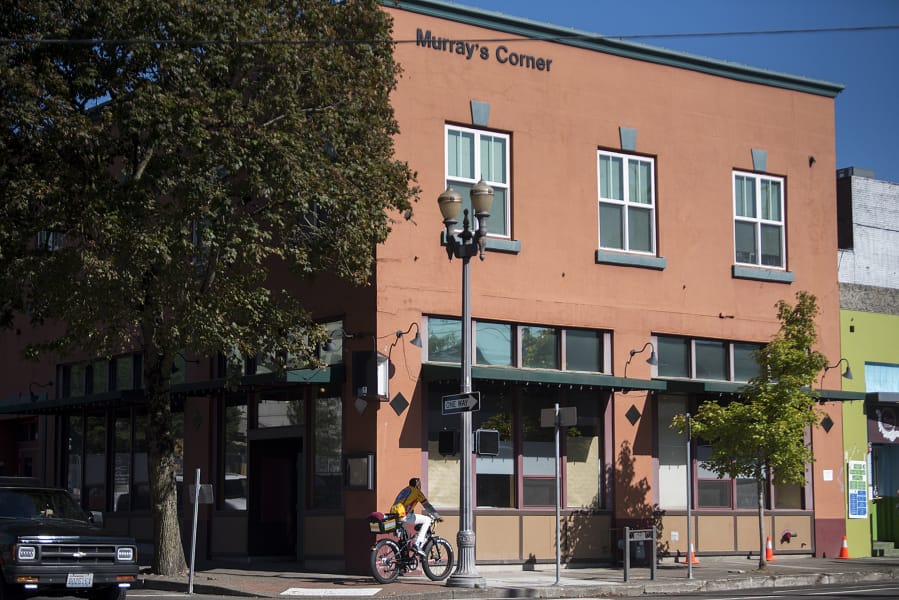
248 436 302 557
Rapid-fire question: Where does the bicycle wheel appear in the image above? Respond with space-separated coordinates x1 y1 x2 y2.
421 536 454 581
370 539 401 584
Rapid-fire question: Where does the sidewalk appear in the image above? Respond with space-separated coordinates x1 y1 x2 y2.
139 555 899 599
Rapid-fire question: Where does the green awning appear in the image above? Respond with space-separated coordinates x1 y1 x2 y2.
420 363 667 391
661 378 865 401
0 366 344 415
866 391 899 403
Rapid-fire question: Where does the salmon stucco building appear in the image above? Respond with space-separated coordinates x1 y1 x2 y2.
0 0 856 573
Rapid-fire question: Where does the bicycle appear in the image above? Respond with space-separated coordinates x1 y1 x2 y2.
368 512 454 584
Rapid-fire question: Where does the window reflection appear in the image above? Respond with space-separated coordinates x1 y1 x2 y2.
257 390 305 428
66 416 84 502
85 415 106 511
474 386 515 508
113 412 130 511
476 321 512 366
428 317 461 363
521 326 558 369
565 329 603 372
313 394 342 508
223 402 248 511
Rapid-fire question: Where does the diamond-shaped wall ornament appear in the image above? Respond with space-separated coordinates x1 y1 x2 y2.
354 396 368 416
821 415 834 433
626 405 641 426
390 392 409 416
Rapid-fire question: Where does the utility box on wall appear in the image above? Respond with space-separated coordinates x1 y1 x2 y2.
352 351 388 399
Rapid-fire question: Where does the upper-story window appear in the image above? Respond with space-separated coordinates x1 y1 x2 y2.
733 171 785 268
445 125 510 237
656 335 762 382
597 150 656 254
425 316 610 374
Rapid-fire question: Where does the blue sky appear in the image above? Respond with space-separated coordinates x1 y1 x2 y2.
449 0 899 184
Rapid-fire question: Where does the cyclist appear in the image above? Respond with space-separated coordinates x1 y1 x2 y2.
391 477 440 558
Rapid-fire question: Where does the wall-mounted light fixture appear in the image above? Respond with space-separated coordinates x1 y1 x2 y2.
395 322 422 348
624 342 657 380
387 322 423 363
821 357 853 389
323 328 361 352
29 380 54 402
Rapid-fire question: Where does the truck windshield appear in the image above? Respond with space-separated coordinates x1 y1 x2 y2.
0 489 91 521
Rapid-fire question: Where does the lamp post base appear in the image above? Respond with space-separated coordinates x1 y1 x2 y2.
446 531 486 588
446 572 487 588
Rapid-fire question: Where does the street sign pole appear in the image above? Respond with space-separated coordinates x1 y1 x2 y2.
554 403 561 586
540 405 576 587
686 413 693 580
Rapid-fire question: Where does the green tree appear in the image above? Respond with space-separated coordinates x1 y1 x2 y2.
672 291 827 569
0 0 415 575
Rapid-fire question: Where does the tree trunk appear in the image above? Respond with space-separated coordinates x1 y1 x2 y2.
145 351 188 576
757 475 767 570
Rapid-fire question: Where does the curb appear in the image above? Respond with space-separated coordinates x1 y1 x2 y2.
139 566 899 599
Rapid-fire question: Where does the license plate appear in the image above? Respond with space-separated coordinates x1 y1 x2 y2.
66 573 94 588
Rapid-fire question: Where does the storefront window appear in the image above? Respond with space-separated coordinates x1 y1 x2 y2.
521 390 556 506
133 412 150 510
474 385 515 508
774 482 803 509
70 364 86 397
113 412 131 511
313 395 342 508
114 355 134 390
426 385 461 508
566 391 603 508
428 382 606 510
85 414 106 511
257 389 305 427
67 416 84 502
222 403 248 511
93 360 110 393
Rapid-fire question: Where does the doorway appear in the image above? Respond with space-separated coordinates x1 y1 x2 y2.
872 444 899 544
248 436 303 557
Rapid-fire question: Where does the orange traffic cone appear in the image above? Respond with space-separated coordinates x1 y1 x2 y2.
688 542 700 565
765 535 776 561
838 535 850 559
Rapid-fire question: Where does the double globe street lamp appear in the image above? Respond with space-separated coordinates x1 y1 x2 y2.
437 179 494 588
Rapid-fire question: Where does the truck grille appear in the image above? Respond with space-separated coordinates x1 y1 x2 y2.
38 544 119 565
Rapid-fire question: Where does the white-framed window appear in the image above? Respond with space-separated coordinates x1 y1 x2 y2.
597 150 656 254
733 171 785 268
445 124 510 237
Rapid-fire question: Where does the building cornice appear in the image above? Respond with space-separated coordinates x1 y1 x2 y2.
385 0 844 98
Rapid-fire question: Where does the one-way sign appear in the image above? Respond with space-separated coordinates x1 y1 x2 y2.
441 391 481 415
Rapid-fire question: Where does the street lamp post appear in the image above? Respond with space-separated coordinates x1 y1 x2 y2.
438 180 493 589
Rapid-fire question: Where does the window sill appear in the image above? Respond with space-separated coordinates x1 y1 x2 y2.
440 232 521 254
595 250 666 270
732 265 794 283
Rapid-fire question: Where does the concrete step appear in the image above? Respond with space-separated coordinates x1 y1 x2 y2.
872 540 899 557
